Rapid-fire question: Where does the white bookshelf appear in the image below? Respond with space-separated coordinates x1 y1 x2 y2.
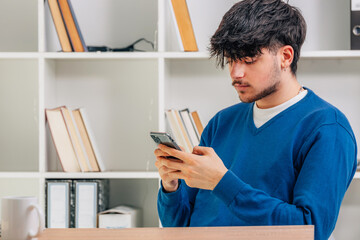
0 172 41 178
44 171 160 179
0 0 359 237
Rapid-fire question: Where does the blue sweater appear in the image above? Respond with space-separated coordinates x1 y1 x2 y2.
157 88 357 240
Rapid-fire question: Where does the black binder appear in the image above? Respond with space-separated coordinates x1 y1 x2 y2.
351 0 360 49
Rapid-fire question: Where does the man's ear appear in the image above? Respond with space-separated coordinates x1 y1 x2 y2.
280 45 294 71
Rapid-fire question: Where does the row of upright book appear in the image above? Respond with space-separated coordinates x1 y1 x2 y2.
47 0 198 52
165 109 204 153
45 106 106 172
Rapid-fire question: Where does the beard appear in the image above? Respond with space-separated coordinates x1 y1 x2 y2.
236 58 281 103
238 80 279 103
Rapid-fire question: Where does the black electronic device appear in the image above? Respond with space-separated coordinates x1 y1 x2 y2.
150 132 182 151
351 0 360 49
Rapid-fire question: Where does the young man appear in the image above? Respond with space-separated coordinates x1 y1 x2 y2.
154 1 357 239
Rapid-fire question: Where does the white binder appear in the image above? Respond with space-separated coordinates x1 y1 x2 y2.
74 181 98 228
46 181 71 228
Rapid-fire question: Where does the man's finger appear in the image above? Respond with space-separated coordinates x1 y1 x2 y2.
192 146 214 155
158 165 178 175
158 144 195 163
160 157 184 171
154 148 171 157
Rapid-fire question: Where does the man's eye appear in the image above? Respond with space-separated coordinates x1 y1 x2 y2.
244 59 256 65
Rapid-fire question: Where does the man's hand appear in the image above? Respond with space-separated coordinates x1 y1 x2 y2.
154 147 183 192
156 144 228 190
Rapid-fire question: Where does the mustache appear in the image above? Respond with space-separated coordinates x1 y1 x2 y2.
232 80 250 86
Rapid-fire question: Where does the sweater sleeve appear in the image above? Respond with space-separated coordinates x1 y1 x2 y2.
157 180 199 227
212 123 357 240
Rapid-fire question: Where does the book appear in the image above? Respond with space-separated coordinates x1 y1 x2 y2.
173 109 193 152
47 0 72 52
46 180 72 228
170 0 198 51
71 109 100 172
72 108 106 172
165 109 190 152
58 0 87 52
189 110 200 141
60 106 92 172
45 107 81 172
78 108 106 171
191 110 204 137
179 108 199 147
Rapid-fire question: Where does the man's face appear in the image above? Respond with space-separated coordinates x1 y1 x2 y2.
228 48 282 103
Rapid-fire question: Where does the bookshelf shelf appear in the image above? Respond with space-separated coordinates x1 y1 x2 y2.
0 172 41 178
0 52 40 59
162 51 209 59
301 50 360 59
43 52 160 59
44 171 160 179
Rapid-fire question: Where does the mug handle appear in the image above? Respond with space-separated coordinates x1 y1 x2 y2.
28 204 45 238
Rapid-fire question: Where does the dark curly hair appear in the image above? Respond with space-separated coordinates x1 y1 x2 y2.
209 0 306 75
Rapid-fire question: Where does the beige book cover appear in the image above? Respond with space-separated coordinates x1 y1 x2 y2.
61 106 91 172
45 107 81 172
72 109 104 172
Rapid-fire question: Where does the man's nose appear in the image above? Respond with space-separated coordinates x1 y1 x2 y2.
230 62 245 80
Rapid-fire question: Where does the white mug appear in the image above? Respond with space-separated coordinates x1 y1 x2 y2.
1 196 44 240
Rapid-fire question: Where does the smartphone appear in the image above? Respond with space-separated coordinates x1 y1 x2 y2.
150 131 182 151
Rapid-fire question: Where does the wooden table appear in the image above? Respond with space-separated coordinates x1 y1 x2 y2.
36 226 314 240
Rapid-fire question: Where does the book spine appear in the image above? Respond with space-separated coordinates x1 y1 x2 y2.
170 0 198 51
66 0 88 51
58 0 86 52
166 110 189 152
68 109 93 171
191 111 204 137
79 108 106 171
179 109 199 147
47 0 72 52
173 109 192 152
45 107 81 172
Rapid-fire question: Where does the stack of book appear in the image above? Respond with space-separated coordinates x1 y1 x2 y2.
45 179 109 228
165 109 204 153
47 0 87 52
45 106 106 172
